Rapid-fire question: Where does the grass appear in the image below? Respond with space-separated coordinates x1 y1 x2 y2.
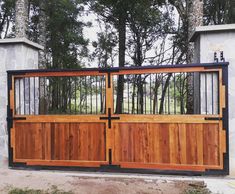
184 186 211 194
8 186 73 194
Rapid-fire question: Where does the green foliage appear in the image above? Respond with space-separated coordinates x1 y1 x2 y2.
29 0 89 69
91 23 118 67
204 0 235 25
46 0 88 69
184 187 211 194
8 185 73 194
0 0 16 38
127 0 173 66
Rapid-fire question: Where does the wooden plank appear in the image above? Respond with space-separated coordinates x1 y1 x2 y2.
112 115 220 124
26 160 108 167
15 71 105 78
15 123 44 160
117 162 206 172
158 124 170 163
14 115 106 123
203 124 220 166
112 67 219 76
196 124 204 165
186 124 198 165
169 124 180 164
43 123 51 160
178 124 187 164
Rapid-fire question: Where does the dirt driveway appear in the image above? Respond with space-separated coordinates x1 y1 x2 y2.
0 168 210 194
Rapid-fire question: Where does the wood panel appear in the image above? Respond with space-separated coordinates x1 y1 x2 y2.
14 122 106 163
51 123 106 161
112 122 222 169
15 123 44 160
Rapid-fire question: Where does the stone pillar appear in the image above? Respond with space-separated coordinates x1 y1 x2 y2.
0 38 43 167
190 24 235 176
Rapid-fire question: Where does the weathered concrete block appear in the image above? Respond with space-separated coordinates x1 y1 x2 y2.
0 38 42 167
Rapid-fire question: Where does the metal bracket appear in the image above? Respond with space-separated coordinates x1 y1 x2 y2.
100 108 120 128
204 117 222 121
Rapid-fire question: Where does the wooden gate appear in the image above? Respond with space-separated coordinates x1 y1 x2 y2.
7 62 229 175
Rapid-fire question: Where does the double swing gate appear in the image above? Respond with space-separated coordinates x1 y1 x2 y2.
7 62 229 175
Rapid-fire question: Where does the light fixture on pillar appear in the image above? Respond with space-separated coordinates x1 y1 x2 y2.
220 51 225 62
214 52 219 63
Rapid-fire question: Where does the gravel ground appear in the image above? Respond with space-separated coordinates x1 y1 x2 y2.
0 168 208 194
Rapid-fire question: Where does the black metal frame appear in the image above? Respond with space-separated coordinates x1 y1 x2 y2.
7 62 229 75
7 62 229 176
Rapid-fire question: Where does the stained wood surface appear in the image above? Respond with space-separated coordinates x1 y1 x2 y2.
112 123 222 168
14 122 106 163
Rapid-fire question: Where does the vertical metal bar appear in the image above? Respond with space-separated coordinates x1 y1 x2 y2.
161 73 163 114
19 79 21 114
156 74 158 114
44 77 46 114
34 77 36 115
38 77 41 114
205 73 208 114
104 75 106 114
174 73 176 114
150 74 152 114
28 78 31 115
144 75 147 114
99 76 102 114
69 77 71 114
212 73 214 114
192 72 195 114
23 77 26 115
80 76 82 114
199 73 201 114
90 76 93 114
75 77 77 114
128 75 130 114
179 73 182 114
96 76 98 114
168 76 170 114
85 76 87 114
137 75 139 114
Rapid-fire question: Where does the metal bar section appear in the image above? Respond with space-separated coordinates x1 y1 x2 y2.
7 62 229 76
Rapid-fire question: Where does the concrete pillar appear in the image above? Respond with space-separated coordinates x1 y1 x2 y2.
0 38 43 167
190 24 235 175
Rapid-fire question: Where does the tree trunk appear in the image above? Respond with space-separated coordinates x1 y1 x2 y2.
159 73 172 114
15 0 29 38
186 0 203 114
38 0 47 69
115 10 126 114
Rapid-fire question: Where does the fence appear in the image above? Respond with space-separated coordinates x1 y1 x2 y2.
7 62 229 175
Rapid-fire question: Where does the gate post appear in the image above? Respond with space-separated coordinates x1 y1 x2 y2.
190 24 235 175
0 38 43 167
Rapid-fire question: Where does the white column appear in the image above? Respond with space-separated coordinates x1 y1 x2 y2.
0 38 43 167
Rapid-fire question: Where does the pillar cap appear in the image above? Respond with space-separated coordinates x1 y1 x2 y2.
0 37 43 50
190 24 235 42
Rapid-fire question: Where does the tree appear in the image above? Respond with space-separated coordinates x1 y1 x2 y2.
126 0 172 113
0 0 15 38
15 0 28 38
204 0 235 25
90 0 134 113
91 22 118 67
